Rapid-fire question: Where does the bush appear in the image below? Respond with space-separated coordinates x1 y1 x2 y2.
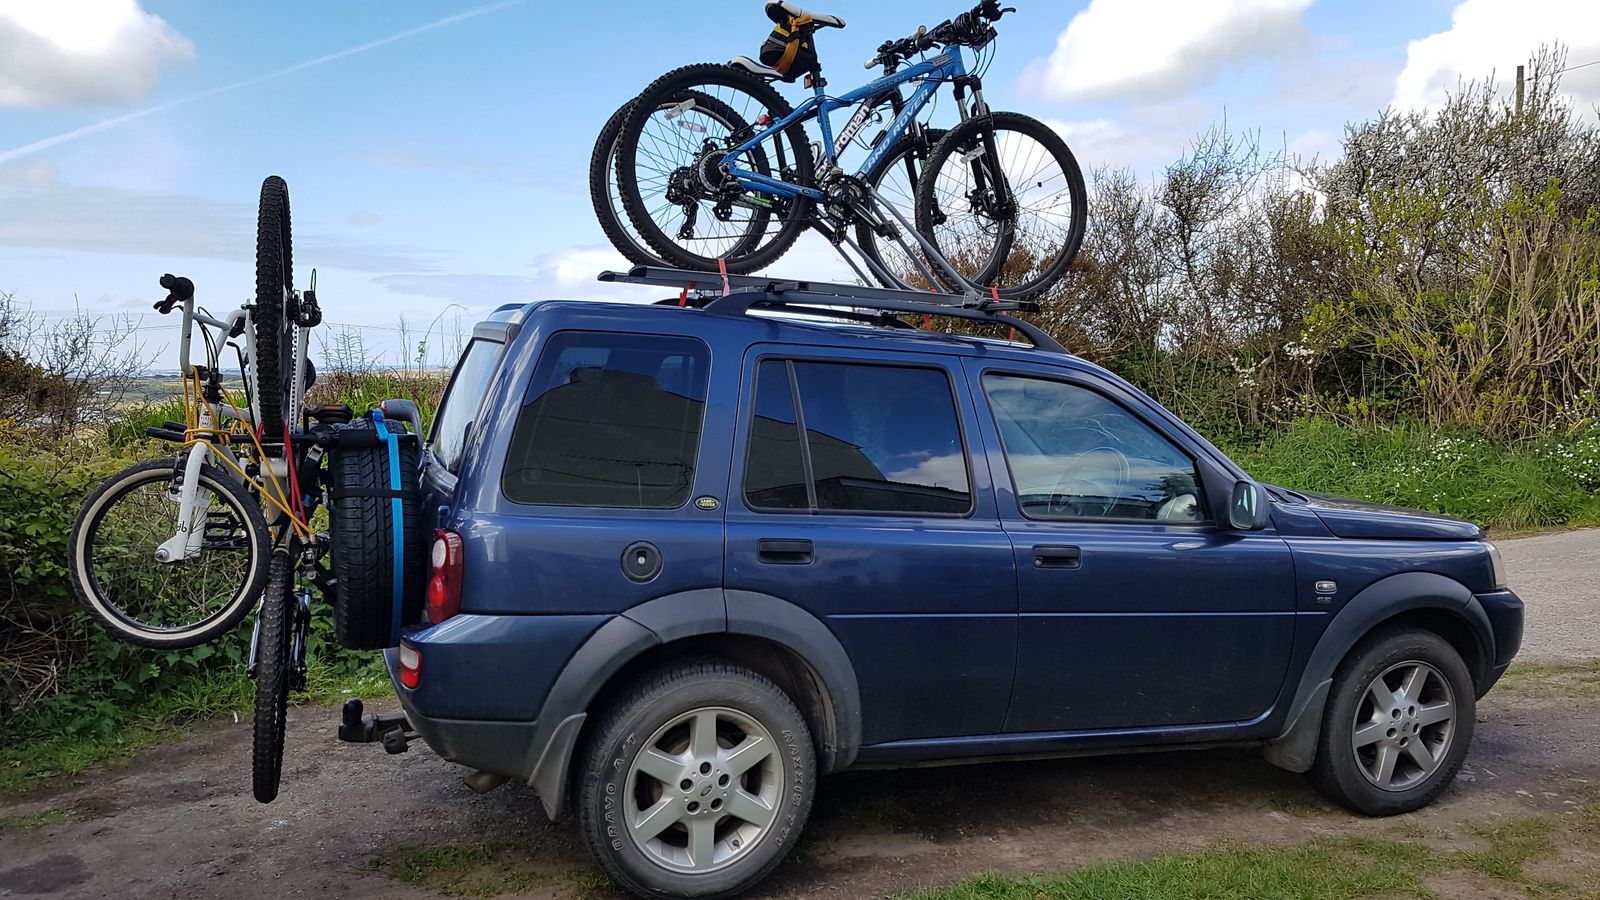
1226 420 1600 531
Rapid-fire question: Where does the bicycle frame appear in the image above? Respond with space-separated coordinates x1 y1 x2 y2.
722 47 971 201
156 287 309 563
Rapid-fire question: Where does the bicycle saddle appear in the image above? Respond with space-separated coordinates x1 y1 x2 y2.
729 55 785 78
765 1 845 28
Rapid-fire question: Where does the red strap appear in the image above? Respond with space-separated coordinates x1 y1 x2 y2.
718 257 730 296
679 283 690 307
923 314 932 331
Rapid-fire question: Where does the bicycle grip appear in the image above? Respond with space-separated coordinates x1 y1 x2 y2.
145 426 186 442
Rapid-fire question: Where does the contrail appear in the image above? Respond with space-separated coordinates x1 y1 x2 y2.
0 0 522 166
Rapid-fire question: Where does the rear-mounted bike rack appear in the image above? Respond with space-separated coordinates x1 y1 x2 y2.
337 698 414 755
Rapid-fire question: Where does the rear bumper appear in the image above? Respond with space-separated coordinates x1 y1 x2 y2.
384 646 541 781
1475 588 1524 693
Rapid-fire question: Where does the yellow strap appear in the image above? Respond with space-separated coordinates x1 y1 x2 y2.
775 36 802 74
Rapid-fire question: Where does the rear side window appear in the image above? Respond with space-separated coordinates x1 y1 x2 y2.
429 338 503 473
743 359 971 515
502 332 710 509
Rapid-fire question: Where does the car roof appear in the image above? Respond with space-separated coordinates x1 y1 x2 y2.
481 298 1102 376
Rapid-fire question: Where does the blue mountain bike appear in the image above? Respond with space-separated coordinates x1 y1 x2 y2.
607 0 1086 299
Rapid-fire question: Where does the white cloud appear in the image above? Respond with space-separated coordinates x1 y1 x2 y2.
1392 0 1600 110
0 157 57 188
0 180 434 272
0 0 193 107
1045 99 1214 171
1021 0 1313 103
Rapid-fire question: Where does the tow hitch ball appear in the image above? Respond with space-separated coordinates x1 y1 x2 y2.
338 698 414 755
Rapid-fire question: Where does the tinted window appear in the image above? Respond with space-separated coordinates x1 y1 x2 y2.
744 360 810 509
429 339 502 473
503 332 710 508
983 374 1205 522
744 360 971 515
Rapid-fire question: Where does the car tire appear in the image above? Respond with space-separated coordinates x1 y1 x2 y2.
577 660 815 899
1308 628 1476 815
327 414 425 650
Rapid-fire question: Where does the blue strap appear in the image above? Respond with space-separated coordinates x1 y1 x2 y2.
371 408 405 644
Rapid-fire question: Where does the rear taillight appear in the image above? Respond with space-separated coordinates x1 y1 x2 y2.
426 530 464 624
397 642 421 689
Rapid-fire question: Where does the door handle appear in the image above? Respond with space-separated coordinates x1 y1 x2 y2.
758 539 814 565
1033 544 1081 569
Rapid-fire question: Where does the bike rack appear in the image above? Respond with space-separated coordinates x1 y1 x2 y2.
596 265 1066 354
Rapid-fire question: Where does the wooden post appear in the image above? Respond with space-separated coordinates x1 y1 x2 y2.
1515 64 1525 116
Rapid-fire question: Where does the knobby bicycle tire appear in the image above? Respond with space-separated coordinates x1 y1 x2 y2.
915 111 1086 300
254 176 294 440
591 91 771 269
615 63 815 274
252 550 294 803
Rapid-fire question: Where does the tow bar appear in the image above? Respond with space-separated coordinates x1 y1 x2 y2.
337 698 415 754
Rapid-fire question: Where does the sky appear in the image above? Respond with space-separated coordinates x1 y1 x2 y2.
1 0 1597 368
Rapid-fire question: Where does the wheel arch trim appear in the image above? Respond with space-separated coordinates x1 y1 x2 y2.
526 588 861 819
1264 570 1491 773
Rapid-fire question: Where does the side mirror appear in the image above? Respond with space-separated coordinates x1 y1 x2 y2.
1228 480 1271 531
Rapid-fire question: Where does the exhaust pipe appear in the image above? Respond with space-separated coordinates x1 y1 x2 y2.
464 771 509 794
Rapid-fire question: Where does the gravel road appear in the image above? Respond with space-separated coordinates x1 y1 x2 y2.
1498 528 1600 661
1 528 1595 899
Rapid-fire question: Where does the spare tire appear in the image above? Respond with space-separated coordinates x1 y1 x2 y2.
327 410 426 650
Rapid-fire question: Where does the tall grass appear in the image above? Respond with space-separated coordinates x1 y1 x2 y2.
1226 420 1600 531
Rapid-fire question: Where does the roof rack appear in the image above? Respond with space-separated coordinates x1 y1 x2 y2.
597 265 1066 354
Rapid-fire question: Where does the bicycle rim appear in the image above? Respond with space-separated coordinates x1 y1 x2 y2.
617 64 814 273
77 462 265 645
920 113 1086 298
857 129 946 289
596 92 769 267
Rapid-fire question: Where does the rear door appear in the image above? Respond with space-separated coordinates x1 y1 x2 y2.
966 361 1297 733
724 345 1018 744
468 329 729 617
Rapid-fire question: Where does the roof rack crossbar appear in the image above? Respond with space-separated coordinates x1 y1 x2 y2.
599 265 1064 353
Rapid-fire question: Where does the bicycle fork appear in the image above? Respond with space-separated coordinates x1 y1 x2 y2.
155 437 213 564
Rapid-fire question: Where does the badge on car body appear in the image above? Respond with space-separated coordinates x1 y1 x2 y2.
695 496 719 510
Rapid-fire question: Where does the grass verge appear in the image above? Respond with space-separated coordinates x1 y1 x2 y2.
1225 420 1600 532
898 810 1596 900
1494 659 1600 699
0 662 392 799
369 842 610 898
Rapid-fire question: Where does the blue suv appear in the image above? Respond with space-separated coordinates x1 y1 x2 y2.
354 267 1523 899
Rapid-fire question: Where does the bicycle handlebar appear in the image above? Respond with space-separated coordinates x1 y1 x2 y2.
155 273 194 314
866 0 1013 69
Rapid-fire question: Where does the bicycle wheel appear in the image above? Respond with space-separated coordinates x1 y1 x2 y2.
855 127 946 288
70 458 271 649
915 111 1087 299
254 175 294 440
252 550 294 803
616 63 815 274
590 91 769 268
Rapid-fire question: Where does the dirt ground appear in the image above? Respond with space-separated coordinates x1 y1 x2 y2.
2 530 1596 899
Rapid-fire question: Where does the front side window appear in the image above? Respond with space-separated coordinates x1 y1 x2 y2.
744 359 971 515
429 338 503 473
982 373 1206 522
502 332 710 509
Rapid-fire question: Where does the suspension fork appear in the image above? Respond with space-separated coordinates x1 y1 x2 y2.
155 420 213 564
